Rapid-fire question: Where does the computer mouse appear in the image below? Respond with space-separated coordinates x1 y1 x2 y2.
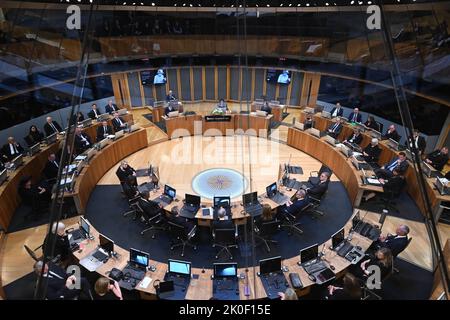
356 246 362 250
329 265 335 271
308 274 316 282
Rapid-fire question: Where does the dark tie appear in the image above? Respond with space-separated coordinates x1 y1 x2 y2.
104 126 107 135
332 123 338 132
50 122 57 133
13 144 18 154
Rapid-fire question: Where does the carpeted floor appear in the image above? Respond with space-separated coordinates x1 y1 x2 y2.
142 113 166 132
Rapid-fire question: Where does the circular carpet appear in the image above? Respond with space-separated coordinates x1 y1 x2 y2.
192 168 248 200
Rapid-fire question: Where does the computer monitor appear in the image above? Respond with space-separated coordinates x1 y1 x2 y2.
300 243 318 264
213 196 231 208
266 182 277 198
79 216 90 237
80 118 92 128
168 259 191 276
164 185 176 199
97 113 110 122
339 144 352 158
45 133 57 145
331 229 345 249
388 138 399 151
242 191 258 206
99 234 114 254
97 138 109 150
114 130 124 140
129 248 149 268
309 128 321 138
324 135 336 146
118 108 128 116
371 130 382 140
213 263 238 278
435 178 448 195
259 256 282 275
29 143 41 156
421 161 435 178
11 154 24 169
321 111 331 119
294 121 304 131
185 193 200 207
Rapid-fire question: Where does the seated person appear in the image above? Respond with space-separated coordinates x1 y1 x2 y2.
278 288 298 300
277 70 290 84
372 224 410 258
260 101 271 114
33 260 92 300
122 175 140 199
326 117 343 139
383 124 400 142
43 222 70 262
18 175 51 213
353 247 393 280
166 90 177 102
153 69 166 85
138 190 163 221
425 147 448 171
88 103 103 120
261 204 274 222
115 161 136 185
345 129 363 146
212 99 229 115
348 107 362 123
96 120 113 142
94 277 123 300
111 112 127 131
407 129 426 156
362 138 382 164
330 102 344 118
1 136 24 161
364 115 379 131
71 111 85 124
24 125 44 147
306 171 330 199
325 273 362 300
164 102 179 116
212 206 234 230
73 127 92 154
105 99 118 114
375 152 409 179
279 189 310 217
364 168 405 202
43 116 63 136
167 206 195 231
43 153 60 183
304 116 314 130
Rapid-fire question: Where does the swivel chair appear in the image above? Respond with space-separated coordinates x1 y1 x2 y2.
374 178 406 214
280 203 311 236
254 217 280 253
136 202 166 239
307 190 327 219
212 228 238 260
309 164 333 185
167 221 197 257
362 256 394 300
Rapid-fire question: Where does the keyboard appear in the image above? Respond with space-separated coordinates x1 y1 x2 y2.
179 205 199 218
287 166 303 174
214 278 237 291
124 266 146 280
92 250 108 262
154 196 172 207
337 242 354 257
356 155 365 162
270 193 289 204
284 179 302 190
71 229 83 241
244 203 263 214
303 261 327 275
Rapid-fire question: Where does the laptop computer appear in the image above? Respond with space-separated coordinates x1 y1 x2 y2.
154 185 176 207
11 154 24 170
212 263 239 300
29 143 41 156
258 256 288 299
435 178 450 195
44 133 58 145
266 182 289 204
294 121 305 131
242 191 262 217
164 259 191 293
119 248 149 290
180 193 201 218
331 228 354 257
213 196 232 217
79 235 112 272
157 280 175 299
68 216 90 245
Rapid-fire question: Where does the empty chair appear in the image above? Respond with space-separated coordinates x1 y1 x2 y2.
254 217 280 253
212 228 238 260
167 221 197 257
280 203 310 236
136 202 166 239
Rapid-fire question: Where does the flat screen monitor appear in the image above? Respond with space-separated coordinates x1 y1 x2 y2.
242 191 258 206
164 185 176 199
213 196 231 208
185 193 200 206
259 256 282 274
213 263 238 278
130 248 149 268
266 69 291 84
80 216 90 237
168 259 191 276
300 243 318 264
99 234 114 254
29 143 41 156
266 182 277 198
331 229 345 249
46 133 57 145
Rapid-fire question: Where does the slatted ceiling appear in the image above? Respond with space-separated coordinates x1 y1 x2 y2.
266 82 276 101
205 66 215 100
229 67 240 101
217 66 227 100
180 67 191 101
254 68 265 100
290 71 303 106
128 72 143 108
155 83 166 101
193 67 203 101
278 81 289 105
167 69 179 99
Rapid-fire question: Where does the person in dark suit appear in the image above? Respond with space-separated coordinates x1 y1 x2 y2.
326 117 343 139
330 102 344 118
71 111 85 124
33 261 92 300
122 175 140 199
166 90 177 102
379 168 406 195
212 207 235 230
44 116 63 136
88 103 102 120
363 138 381 164
348 108 362 123
115 161 136 185
407 129 426 156
375 152 409 179
1 136 24 161
168 206 195 231
304 116 314 130
383 124 401 142
96 120 113 142
43 222 70 261
24 125 44 147
105 99 119 114
73 127 92 154
43 153 60 183
260 101 271 114
425 147 449 171
325 273 362 300
111 112 126 131
18 175 50 216
364 115 379 131
345 129 363 145
306 171 330 199
164 103 178 116
372 224 410 258
280 189 310 216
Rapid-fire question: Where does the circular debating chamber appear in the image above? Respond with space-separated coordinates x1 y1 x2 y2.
0 0 449 306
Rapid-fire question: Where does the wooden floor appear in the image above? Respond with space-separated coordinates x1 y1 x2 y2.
1 104 448 289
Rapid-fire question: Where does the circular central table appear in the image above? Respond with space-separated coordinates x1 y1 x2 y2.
191 168 248 199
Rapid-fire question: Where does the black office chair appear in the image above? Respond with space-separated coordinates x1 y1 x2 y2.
24 244 43 262
374 178 406 213
122 195 141 219
309 165 332 185
212 228 238 260
362 257 394 300
136 203 166 238
167 221 197 257
307 190 327 219
254 218 280 253
280 203 311 236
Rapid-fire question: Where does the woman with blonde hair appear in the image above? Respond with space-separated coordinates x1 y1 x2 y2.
261 204 273 221
278 288 298 300
94 277 123 300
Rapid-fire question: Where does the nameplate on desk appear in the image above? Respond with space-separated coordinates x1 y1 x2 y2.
205 115 232 122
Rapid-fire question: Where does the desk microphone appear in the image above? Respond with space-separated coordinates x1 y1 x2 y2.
318 244 326 260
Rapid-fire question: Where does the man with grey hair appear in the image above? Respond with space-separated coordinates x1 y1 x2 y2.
282 189 310 216
306 171 330 199
43 222 70 262
374 224 410 257
363 138 382 164
43 116 62 136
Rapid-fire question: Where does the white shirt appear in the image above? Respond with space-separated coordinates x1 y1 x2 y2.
332 108 340 117
9 143 18 155
93 109 98 118
80 134 90 146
